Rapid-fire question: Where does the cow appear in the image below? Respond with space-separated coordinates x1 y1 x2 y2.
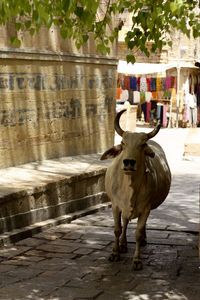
100 109 171 270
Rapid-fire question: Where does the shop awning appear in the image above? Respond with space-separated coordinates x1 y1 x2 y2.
117 60 198 75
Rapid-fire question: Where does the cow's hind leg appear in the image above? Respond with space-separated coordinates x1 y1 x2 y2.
109 206 122 262
132 210 150 271
119 216 129 253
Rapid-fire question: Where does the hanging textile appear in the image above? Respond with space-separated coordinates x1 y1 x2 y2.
165 77 171 89
163 105 167 127
150 78 156 91
145 92 152 102
128 90 133 104
117 87 123 99
146 102 151 123
141 102 147 121
133 91 140 104
156 77 162 91
152 91 158 101
120 89 129 103
140 77 147 92
130 76 137 90
137 77 141 91
123 76 130 90
157 91 164 101
161 78 166 90
146 78 151 91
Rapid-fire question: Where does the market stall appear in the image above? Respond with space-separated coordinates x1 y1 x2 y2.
117 61 200 128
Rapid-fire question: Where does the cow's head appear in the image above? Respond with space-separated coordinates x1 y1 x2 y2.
100 109 161 174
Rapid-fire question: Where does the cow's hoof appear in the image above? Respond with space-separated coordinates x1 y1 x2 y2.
109 253 120 262
119 244 128 253
141 239 147 247
131 259 143 271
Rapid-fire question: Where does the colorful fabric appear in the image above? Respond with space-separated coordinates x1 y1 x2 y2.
120 89 129 103
161 78 166 90
117 88 122 99
165 77 171 89
141 102 147 121
146 78 151 91
145 92 152 102
152 91 158 101
150 78 157 91
137 77 141 91
164 89 171 99
140 77 147 92
163 105 167 127
128 90 133 104
146 102 151 123
123 76 130 90
156 77 162 91
130 76 137 90
133 91 140 104
140 92 146 104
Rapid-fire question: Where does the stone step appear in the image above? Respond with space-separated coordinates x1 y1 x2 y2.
0 154 110 236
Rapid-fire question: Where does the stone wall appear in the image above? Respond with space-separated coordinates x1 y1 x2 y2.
0 25 118 168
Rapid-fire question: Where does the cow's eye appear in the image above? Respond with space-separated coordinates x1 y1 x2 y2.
141 143 147 147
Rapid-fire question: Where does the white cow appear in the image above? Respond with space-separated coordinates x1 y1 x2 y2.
101 109 171 270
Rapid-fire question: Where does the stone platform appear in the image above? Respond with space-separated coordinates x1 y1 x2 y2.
0 154 111 245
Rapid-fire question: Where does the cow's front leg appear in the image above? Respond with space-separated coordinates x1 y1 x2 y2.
109 207 122 262
119 216 129 253
132 210 150 270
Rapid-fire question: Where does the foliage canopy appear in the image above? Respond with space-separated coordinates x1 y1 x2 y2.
0 0 199 62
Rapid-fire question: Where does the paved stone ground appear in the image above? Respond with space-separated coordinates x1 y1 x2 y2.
0 127 200 300
0 207 199 300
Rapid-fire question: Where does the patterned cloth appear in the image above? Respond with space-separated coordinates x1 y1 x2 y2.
165 77 171 89
140 77 147 92
150 78 157 91
156 78 162 91
161 78 166 90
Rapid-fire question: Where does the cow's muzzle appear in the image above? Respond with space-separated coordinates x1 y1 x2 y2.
123 159 136 173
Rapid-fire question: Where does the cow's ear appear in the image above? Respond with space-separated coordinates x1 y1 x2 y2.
144 145 155 158
100 144 123 160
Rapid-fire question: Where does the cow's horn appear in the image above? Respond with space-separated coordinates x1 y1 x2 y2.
114 109 126 137
147 120 161 139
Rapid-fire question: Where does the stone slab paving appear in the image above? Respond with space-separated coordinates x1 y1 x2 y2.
0 204 199 300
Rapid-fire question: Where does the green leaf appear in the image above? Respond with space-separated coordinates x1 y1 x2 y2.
15 23 21 31
30 28 35 36
60 27 68 39
170 2 178 13
82 34 89 43
126 54 136 64
25 20 31 29
9 36 21 47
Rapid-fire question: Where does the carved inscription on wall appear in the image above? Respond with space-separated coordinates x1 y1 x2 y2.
0 71 115 91
0 71 116 127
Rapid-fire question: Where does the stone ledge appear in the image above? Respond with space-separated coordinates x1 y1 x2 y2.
0 154 111 236
0 202 111 246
